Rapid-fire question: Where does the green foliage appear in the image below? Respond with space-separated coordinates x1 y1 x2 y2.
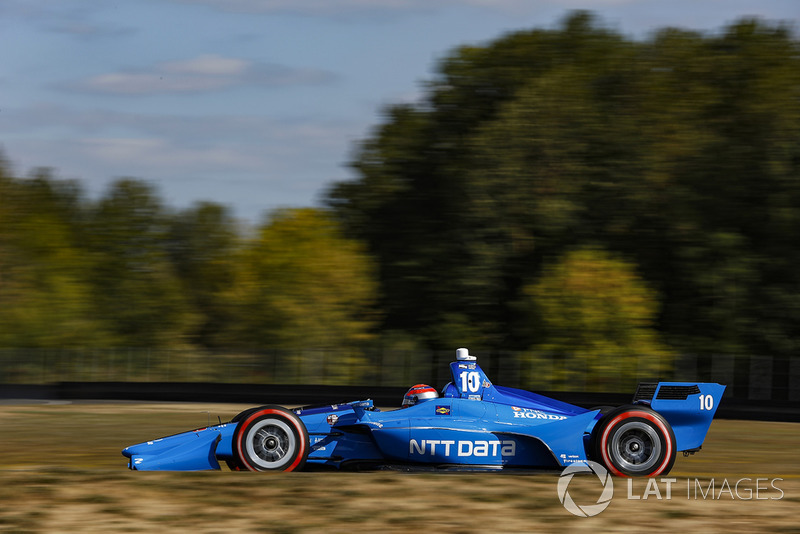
0 167 112 347
0 168 381 367
218 208 379 382
224 208 378 349
2 11 800 387
522 248 672 389
328 12 800 365
84 179 197 347
167 202 239 347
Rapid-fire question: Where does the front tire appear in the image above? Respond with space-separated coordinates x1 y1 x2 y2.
592 405 676 477
232 406 309 472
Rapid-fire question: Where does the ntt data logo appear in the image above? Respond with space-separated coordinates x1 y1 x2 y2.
557 461 614 517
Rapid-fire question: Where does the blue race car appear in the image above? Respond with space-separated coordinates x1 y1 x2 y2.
122 348 725 477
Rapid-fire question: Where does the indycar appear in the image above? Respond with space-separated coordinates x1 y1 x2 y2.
122 348 725 477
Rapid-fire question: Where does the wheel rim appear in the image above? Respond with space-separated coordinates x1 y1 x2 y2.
244 418 296 470
609 421 661 473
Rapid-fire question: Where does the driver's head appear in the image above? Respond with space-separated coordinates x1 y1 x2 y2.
402 384 438 408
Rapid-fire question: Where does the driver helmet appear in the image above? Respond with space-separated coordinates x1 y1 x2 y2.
402 384 438 408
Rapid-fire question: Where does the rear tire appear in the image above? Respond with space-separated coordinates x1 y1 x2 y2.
232 406 309 472
592 405 676 477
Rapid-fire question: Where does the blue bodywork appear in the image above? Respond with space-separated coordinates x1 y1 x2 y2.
123 357 725 471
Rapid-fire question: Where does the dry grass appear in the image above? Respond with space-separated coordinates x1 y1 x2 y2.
0 401 798 533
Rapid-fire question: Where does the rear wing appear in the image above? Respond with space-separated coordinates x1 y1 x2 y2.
633 382 726 452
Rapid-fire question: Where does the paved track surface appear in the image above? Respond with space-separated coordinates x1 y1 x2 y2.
0 402 797 533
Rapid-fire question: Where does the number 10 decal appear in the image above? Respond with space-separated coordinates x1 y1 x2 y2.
699 394 714 411
460 371 481 393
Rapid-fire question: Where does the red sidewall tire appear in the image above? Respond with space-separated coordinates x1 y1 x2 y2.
594 406 676 477
234 406 309 472
225 406 269 470
231 406 263 423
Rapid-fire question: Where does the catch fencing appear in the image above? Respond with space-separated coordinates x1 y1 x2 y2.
0 348 797 402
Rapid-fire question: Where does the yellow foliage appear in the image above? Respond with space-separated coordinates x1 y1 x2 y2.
226 208 378 352
524 247 673 390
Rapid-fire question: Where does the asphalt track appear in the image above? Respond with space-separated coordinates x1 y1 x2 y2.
0 402 797 532
1 400 797 476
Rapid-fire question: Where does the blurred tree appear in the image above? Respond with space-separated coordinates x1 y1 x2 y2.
167 202 238 348
327 12 636 349
0 12 798 393
522 248 673 389
84 179 196 347
328 11 800 370
223 208 378 352
0 166 112 347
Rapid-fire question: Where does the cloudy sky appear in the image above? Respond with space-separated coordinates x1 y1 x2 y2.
2 1 797 221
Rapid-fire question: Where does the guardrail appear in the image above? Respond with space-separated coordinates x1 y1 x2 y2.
1 381 797 422
1 348 798 401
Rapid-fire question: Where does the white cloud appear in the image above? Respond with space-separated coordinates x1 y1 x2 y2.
169 0 640 17
1 105 360 149
171 0 428 15
67 54 337 95
80 137 164 162
79 136 265 171
162 55 249 76
81 72 231 95
0 104 367 218
0 0 136 38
